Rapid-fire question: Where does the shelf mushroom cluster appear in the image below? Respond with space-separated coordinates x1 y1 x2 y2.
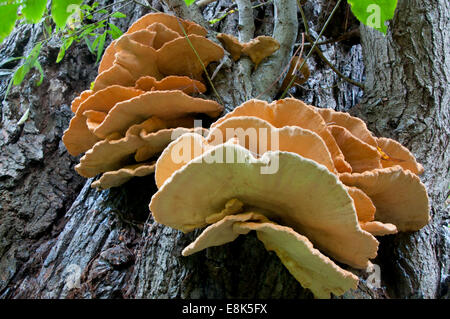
149 98 430 298
62 13 225 189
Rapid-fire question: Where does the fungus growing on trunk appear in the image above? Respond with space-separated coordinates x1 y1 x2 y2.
93 33 224 90
317 108 378 147
182 212 359 299
150 142 379 269
63 11 430 297
376 137 424 175
64 86 144 156
317 107 424 175
92 12 223 91
217 33 280 67
135 75 206 94
98 13 207 74
75 127 205 179
91 90 222 139
149 97 429 298
91 163 156 190
154 116 336 188
211 98 352 173
328 125 382 173
339 166 430 231
63 13 224 189
156 35 224 81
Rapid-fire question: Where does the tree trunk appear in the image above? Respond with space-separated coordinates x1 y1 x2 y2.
0 0 448 299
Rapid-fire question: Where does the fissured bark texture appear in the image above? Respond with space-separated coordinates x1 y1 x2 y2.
0 0 447 299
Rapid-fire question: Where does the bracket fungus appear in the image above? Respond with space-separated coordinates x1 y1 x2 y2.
63 13 224 189
211 98 352 173
339 166 429 232
182 212 359 299
62 12 430 300
148 97 430 298
217 33 280 68
98 13 208 74
92 12 223 91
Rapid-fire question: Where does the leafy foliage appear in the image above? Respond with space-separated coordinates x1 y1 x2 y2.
13 42 43 86
0 1 20 43
1 0 126 104
347 0 398 34
52 0 84 28
22 0 48 23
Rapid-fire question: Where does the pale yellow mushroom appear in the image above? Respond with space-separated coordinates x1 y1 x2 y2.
63 86 144 156
92 90 222 139
150 142 378 269
91 162 156 190
98 12 207 74
339 166 430 231
135 75 206 95
211 98 352 173
328 125 382 173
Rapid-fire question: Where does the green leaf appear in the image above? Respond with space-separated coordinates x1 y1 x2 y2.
33 60 44 86
184 0 196 6
22 0 47 23
13 64 30 85
0 56 24 67
0 2 19 43
95 31 106 64
84 37 95 54
3 77 14 101
43 20 53 38
209 18 220 25
107 23 123 39
29 42 43 63
56 46 65 63
91 35 100 50
12 42 42 85
51 0 83 28
348 0 398 34
56 38 73 63
17 108 30 125
79 24 97 38
111 11 126 19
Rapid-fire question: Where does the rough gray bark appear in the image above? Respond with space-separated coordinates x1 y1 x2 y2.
0 0 448 299
351 0 450 298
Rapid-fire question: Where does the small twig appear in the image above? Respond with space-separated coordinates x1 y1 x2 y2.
291 33 305 75
305 34 364 89
210 58 226 80
296 29 360 47
297 0 309 35
295 2 362 88
280 0 343 98
175 18 224 105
